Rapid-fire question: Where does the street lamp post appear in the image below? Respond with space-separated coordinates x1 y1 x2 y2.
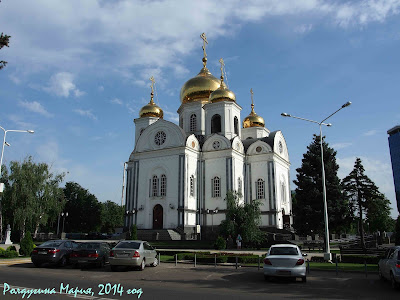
281 101 351 261
61 212 68 236
0 125 34 242
207 208 219 232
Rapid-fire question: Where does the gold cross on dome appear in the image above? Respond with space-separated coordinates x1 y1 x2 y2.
250 88 254 105
219 58 225 77
150 76 155 94
200 33 208 58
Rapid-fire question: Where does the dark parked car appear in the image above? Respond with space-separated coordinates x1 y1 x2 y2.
31 240 78 267
69 242 111 268
109 240 158 271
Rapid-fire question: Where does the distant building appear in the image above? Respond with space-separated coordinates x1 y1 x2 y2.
388 125 400 214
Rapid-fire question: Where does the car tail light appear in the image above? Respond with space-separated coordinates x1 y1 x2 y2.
133 251 140 258
32 249 38 255
296 259 305 265
396 263 400 269
88 253 99 258
48 249 60 254
109 251 114 257
264 258 272 265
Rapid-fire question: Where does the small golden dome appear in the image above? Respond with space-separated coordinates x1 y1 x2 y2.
243 89 264 128
139 92 163 119
210 58 236 103
180 67 225 103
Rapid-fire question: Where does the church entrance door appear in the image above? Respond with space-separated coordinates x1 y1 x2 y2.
153 204 163 229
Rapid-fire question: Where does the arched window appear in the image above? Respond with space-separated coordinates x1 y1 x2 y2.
160 174 167 196
234 116 239 135
212 176 220 197
211 114 221 133
238 177 242 196
256 178 265 199
190 114 197 132
281 183 286 204
190 175 195 196
152 175 159 197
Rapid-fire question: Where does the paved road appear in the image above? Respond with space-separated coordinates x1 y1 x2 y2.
0 261 398 299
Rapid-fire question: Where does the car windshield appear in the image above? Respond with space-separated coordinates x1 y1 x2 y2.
115 242 140 249
77 243 100 249
40 241 62 248
270 247 298 255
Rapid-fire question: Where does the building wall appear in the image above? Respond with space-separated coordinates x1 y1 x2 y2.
388 127 400 213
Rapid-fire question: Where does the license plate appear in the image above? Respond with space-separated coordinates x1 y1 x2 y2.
117 253 129 257
39 251 47 255
78 260 86 263
276 270 291 275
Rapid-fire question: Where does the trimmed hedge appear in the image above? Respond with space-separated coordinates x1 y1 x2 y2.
4 250 18 258
6 245 17 252
173 252 261 264
0 248 6 257
20 231 35 256
340 255 380 264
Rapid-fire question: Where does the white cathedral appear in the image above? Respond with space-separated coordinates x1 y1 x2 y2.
124 34 292 238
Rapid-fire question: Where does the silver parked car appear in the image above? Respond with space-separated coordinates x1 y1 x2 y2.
378 246 400 289
263 244 307 282
109 240 158 271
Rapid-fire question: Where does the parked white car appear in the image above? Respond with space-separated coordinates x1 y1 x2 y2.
378 246 400 289
263 244 307 282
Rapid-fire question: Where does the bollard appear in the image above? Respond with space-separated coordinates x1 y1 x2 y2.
158 253 161 266
175 254 177 266
194 253 196 267
364 260 367 278
335 255 338 277
235 256 238 269
214 254 217 267
307 259 310 274
258 256 260 271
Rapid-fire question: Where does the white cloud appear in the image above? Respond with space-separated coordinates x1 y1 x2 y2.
111 98 123 105
44 72 84 98
164 111 179 123
8 114 35 129
3 0 399 83
331 142 352 149
337 156 397 217
363 129 379 136
18 100 53 117
98 85 104 92
294 24 313 34
73 109 97 120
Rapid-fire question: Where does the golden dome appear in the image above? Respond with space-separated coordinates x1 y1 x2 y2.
210 58 236 103
139 88 163 119
243 89 264 128
180 66 225 103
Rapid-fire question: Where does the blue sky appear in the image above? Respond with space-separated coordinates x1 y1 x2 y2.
1 0 399 218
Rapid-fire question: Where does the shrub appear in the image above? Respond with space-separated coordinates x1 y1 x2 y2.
4 250 18 258
6 245 17 252
19 231 35 256
214 236 226 250
0 248 6 257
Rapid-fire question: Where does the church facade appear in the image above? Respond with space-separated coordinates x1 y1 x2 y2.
124 35 292 237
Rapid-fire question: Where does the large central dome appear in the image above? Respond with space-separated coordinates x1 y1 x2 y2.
180 67 226 104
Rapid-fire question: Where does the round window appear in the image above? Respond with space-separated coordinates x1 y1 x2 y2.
213 141 221 150
154 131 167 146
256 146 262 153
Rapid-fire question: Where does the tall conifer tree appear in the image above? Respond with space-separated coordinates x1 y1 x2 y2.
341 158 391 250
293 135 349 236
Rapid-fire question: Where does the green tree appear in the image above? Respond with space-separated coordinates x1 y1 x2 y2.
2 156 65 239
293 135 350 236
100 200 124 233
219 191 264 247
341 158 391 250
63 182 101 233
0 32 10 70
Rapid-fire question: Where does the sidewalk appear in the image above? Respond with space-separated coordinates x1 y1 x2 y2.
0 257 31 266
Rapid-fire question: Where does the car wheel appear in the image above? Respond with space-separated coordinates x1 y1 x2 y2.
73 263 79 269
151 257 158 267
59 256 67 267
111 265 118 272
302 276 307 283
139 259 145 271
98 258 106 268
390 272 399 289
378 267 385 281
